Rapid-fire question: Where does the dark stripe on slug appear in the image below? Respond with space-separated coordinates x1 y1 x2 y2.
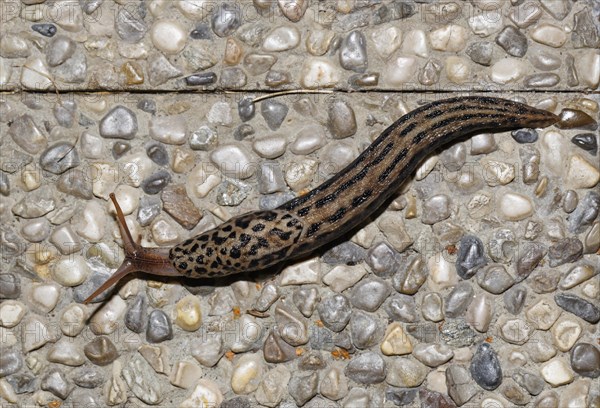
378 147 409 182
306 222 323 237
270 228 292 240
399 122 418 137
352 189 373 207
328 207 347 223
371 142 394 165
298 206 311 217
315 193 337 208
338 166 369 192
412 131 427 145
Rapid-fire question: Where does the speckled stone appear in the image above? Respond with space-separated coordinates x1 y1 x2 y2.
569 191 600 234
456 235 487 279
555 293 600 324
439 320 476 348
288 371 318 405
317 294 351 332
515 242 546 281
99 106 138 140
495 26 528 57
41 368 73 399
350 277 391 312
161 184 202 230
470 343 502 391
350 311 384 349
344 352 386 384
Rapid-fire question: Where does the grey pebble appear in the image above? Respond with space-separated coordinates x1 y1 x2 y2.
565 53 579 87
190 126 217 150
185 72 217 86
548 237 583 267
148 51 186 86
112 141 131 159
258 162 285 194
418 58 442 86
115 6 146 42
254 283 279 312
39 142 79 174
191 333 224 367
495 26 528 57
137 195 161 227
366 242 398 278
141 170 171 195
386 388 417 406
350 276 391 312
419 389 455 408
288 372 318 406
0 273 20 300
5 373 36 394
500 378 530 406
52 47 87 83
321 241 366 265
238 97 255 122
466 41 494 66
122 356 162 404
570 343 600 378
8 114 47 154
529 269 560 293
568 191 599 233
137 99 156 114
328 100 357 139
244 53 276 76
350 311 384 349
83 336 119 366
555 292 600 324
147 309 173 343
53 100 77 128
0 172 8 196
349 72 379 87
221 396 252 408
405 322 439 343
515 242 546 281
261 100 288 131
529 51 562 71
317 294 352 332
32 23 57 37
80 0 103 14
0 347 22 377
421 195 452 225
1 149 32 173
41 368 73 399
440 143 466 171
233 124 255 141
340 30 368 73
146 142 169 166
439 320 476 347
446 365 477 406
571 133 598 155
71 367 104 388
503 285 527 315
344 352 386 384
470 343 502 391
309 326 335 351
489 229 516 263
190 23 212 40
392 255 428 295
512 370 545 396
99 106 138 140
125 295 147 333
216 179 251 206
219 67 247 88
445 282 474 318
456 235 487 279
46 35 75 67
298 350 326 370
211 2 241 37
563 190 579 214
265 70 291 87
292 286 319 318
258 192 294 210
12 185 56 218
384 294 417 323
73 260 113 303
511 128 538 143
373 1 415 24
477 264 514 294
572 8 600 48
523 73 560 88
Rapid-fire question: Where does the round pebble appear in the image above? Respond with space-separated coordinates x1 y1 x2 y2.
99 106 138 140
498 191 534 221
175 294 202 331
262 26 300 52
151 20 187 54
147 310 173 343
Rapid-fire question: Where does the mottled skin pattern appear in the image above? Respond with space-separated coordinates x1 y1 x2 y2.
170 96 559 278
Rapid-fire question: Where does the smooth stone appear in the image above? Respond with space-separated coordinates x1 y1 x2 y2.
280 258 320 285
147 53 182 86
344 352 386 384
531 23 567 47
551 317 582 352
477 264 514 294
350 311 384 349
466 41 494 66
513 370 545 396
385 55 418 85
570 343 600 378
149 115 187 145
560 264 598 289
529 51 562 71
277 0 309 22
384 294 417 323
456 235 487 280
255 365 290 407
190 126 218 151
320 366 348 401
185 72 217 86
146 309 173 343
555 292 600 324
210 144 255 179
571 133 598 155
446 365 477 405
115 5 146 42
339 30 367 72
59 303 87 337
292 287 319 318
430 24 467 52
0 301 26 328
161 183 202 229
260 100 288 131
511 128 538 143
262 26 300 51
526 298 561 330
52 255 90 287
71 367 104 389
8 114 47 154
47 339 85 366
500 377 531 405
386 357 427 388
371 26 402 59
380 322 412 356
540 358 574 387
231 353 264 394
490 58 527 84
21 58 53 89
573 8 600 48
466 293 493 332
509 2 542 27
211 2 241 37
567 154 600 189
288 372 318 405
445 282 474 318
252 136 287 159
30 283 60 313
46 35 75 67
529 269 560 293
122 356 163 405
0 348 22 377
500 317 533 345
524 73 560 88
548 237 583 267
32 23 57 37
20 218 51 243
300 58 340 88
468 10 503 37
89 296 127 335
0 274 20 300
350 276 391 312
257 161 285 194
41 368 73 399
151 20 186 54
470 343 502 391
413 343 453 367
496 25 528 57
99 106 137 140
422 293 444 322
499 191 533 221
323 264 366 292
317 294 351 332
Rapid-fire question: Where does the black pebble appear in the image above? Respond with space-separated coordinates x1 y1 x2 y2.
511 128 538 144
571 133 598 155
190 24 212 40
185 72 217 86
32 23 57 37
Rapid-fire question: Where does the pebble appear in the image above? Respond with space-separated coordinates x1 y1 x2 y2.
512 128 538 144
386 359 426 391
499 191 534 221
529 269 560 294
573 8 600 48
526 298 561 330
323 264 366 292
260 100 288 131
189 126 217 151
8 114 47 154
445 365 477 405
571 133 598 156
185 72 217 86
456 235 487 280
529 51 562 71
70 367 104 389
122 356 163 405
569 191 600 234
500 317 533 345
371 26 402 59
385 56 418 85
552 317 582 352
468 10 503 37
46 36 75 67
555 292 600 324
212 3 241 37
243 53 276 75
210 144 255 179
149 53 183 86
490 58 527 84
0 347 22 377
149 115 187 145
147 309 173 343
32 23 57 37
470 343 502 391
508 2 541 27
500 378 531 405
262 26 300 51
47 339 85 366
22 316 57 352
142 170 171 195
257 161 285 194
339 30 367 72
151 20 186 54
57 165 93 198
380 322 413 356
524 73 561 88
115 6 146 42
169 360 202 389
74 259 114 303
350 276 390 312
41 368 73 400
560 263 598 290
253 135 287 159
20 218 51 243
50 224 82 255
570 343 600 378
540 358 574 387
496 26 528 57
161 184 202 229
30 283 60 313
275 302 308 346
278 0 309 22
231 353 264 394
567 154 600 189
52 255 90 287
512 370 545 396
531 23 567 47
413 343 453 368
280 258 320 285
317 294 351 332
59 303 87 337
99 106 138 140
477 264 514 294
350 311 384 349
0 301 26 328
466 292 493 332
253 283 279 313
365 242 398 278
288 372 318 405
320 366 348 401
139 344 170 374
344 352 386 384
180 380 223 408
466 41 493 66
89 296 127 335
21 57 54 89
548 237 583 267
430 24 467 52
0 274 20 300
402 29 429 58
300 58 340 88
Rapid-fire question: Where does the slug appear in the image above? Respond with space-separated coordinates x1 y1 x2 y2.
83 96 590 304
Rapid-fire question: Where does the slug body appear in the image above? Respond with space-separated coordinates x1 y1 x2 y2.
84 96 563 303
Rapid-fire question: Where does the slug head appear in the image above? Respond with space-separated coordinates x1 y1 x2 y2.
83 193 180 304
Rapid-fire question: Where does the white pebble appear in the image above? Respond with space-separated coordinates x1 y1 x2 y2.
76 200 106 242
540 358 574 387
252 136 287 159
0 58 12 86
427 253 457 291
121 153 155 188
0 301 27 328
89 296 127 335
468 11 503 37
498 191 533 221
300 59 340 88
551 317 581 352
323 265 367 292
170 361 203 389
231 353 264 394
385 56 418 85
21 57 53 90
59 303 88 336
290 125 326 155
151 218 180 246
21 316 56 352
51 0 83 32
481 159 515 186
490 58 527 84
445 56 471 84
429 24 467 52
262 26 300 52
207 102 232 126
567 154 600 189
371 26 402 59
187 163 222 198
30 283 60 313
111 184 140 216
401 29 428 57
530 23 567 47
80 132 103 159
149 115 188 145
576 51 600 89
540 130 567 175
280 258 320 285
210 144 256 179
20 218 51 243
151 20 187 54
180 379 223 407
52 255 90 287
91 162 119 198
47 338 85 366
284 158 318 191
526 298 561 330
415 155 439 180
465 293 493 332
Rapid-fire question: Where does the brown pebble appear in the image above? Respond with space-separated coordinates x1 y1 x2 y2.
84 336 119 366
556 109 598 130
161 184 202 230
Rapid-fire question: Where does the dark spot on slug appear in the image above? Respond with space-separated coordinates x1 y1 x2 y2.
252 223 265 232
